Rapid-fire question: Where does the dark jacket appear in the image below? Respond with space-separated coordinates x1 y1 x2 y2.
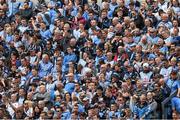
0 15 10 30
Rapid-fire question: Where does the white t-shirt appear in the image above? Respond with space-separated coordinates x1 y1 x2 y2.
7 102 21 118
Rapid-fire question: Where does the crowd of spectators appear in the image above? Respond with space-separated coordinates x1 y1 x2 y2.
0 0 179 119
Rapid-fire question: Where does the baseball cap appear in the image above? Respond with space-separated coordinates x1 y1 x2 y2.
143 63 149 68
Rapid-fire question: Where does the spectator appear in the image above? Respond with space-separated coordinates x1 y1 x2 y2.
0 0 179 119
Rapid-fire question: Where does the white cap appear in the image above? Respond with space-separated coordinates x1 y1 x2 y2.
143 63 149 68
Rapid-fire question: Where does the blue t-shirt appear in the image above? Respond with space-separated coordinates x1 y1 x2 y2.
166 79 180 92
64 82 75 94
171 97 180 113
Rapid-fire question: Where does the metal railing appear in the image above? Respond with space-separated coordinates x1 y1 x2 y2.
161 90 178 119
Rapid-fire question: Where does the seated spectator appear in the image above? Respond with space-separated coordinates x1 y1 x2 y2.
0 0 179 119
19 2 33 20
38 54 53 78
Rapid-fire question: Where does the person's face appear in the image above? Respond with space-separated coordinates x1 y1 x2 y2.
73 106 78 113
118 0 124 6
27 92 33 100
140 95 146 104
32 69 37 76
71 113 78 119
136 46 142 53
21 19 27 26
67 48 72 54
91 20 96 26
68 73 74 81
15 14 21 22
161 14 168 22
88 13 94 19
56 82 63 90
115 25 122 32
101 11 107 18
21 59 26 66
40 113 46 119
173 28 179 36
111 104 116 111
19 89 25 97
47 111 54 118
55 96 61 102
2 4 7 11
39 86 46 93
147 9 153 16
14 34 20 41
100 65 106 72
167 9 172 16
147 92 153 100
40 23 46 29
0 0 4 3
64 24 70 31
24 3 29 9
171 73 177 80
57 21 63 28
89 82 95 90
77 12 82 18
99 74 105 80
84 4 88 10
70 39 76 46
65 93 71 100
88 109 94 117
114 65 120 71
145 19 151 26
111 0 116 4
96 89 102 96
130 22 136 29
96 49 101 56
172 0 178 6
117 10 123 17
0 60 3 66
11 94 17 102
6 27 12 34
55 20 61 27
75 83 80 90
34 106 40 113
46 42 51 48
172 112 178 119
60 104 66 111
56 57 62 64
117 97 124 105
23 102 29 108
141 37 147 43
38 102 45 109
0 10 4 17
149 30 156 36
15 111 23 119
136 81 142 88
103 2 109 9
112 19 118 26
82 52 88 60
171 60 176 66
105 88 111 96
143 66 149 72
79 23 84 30
173 20 178 27
0 109 3 117
104 44 109 50
127 66 133 72
43 55 49 63
118 46 124 53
